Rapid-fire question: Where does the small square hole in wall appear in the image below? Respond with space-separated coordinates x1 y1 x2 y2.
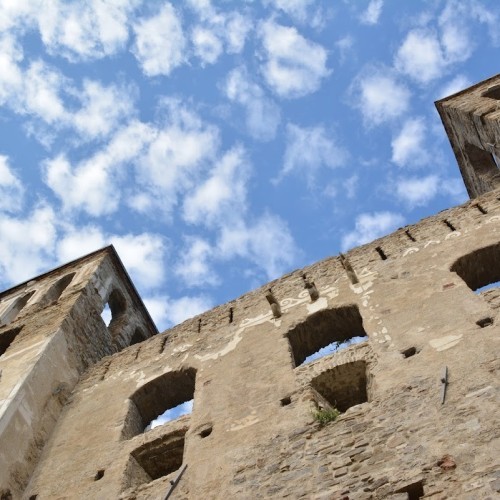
395 479 424 499
401 347 418 358
94 469 105 481
476 317 494 328
131 428 186 483
280 396 292 406
311 360 368 413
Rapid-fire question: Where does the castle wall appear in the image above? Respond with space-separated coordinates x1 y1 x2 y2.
24 191 500 499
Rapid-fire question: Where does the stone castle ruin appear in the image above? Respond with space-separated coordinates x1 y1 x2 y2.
1 76 499 499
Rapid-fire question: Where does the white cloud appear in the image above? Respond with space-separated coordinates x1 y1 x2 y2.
224 12 252 53
395 29 445 84
0 204 57 284
175 237 218 287
192 26 223 65
335 35 354 65
0 35 23 105
133 100 219 219
341 212 405 251
258 19 330 98
144 294 214 330
224 66 281 141
132 3 186 76
350 69 410 126
264 0 321 25
278 123 347 184
0 156 24 213
391 117 429 167
37 0 137 61
218 214 298 280
71 80 136 140
183 146 250 226
360 0 384 25
44 121 154 216
395 175 440 208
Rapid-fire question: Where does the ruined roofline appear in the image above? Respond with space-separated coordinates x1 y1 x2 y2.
434 72 500 106
0 245 159 336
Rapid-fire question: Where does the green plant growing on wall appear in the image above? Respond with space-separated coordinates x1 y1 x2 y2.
312 407 340 425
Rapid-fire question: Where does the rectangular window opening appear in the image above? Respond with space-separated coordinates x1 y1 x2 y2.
311 360 368 413
287 305 368 367
130 428 186 485
395 479 425 500
0 326 23 358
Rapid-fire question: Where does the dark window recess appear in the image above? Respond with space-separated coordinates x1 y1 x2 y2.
94 470 105 481
123 368 196 439
375 246 388 260
482 85 500 100
280 396 292 406
451 243 500 291
0 326 23 358
463 142 500 194
311 360 368 413
395 480 425 500
199 425 212 438
287 305 368 367
39 273 75 307
131 428 186 483
0 291 35 326
130 327 146 346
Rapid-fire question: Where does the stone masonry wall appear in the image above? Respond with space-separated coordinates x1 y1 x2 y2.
23 189 500 499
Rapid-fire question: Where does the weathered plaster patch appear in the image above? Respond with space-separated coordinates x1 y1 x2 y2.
429 334 463 351
228 411 259 432
307 297 327 314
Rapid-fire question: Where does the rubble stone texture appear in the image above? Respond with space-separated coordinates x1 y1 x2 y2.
1 76 500 499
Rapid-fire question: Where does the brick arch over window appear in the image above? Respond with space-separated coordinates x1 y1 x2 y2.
287 304 368 367
122 367 196 439
451 242 500 291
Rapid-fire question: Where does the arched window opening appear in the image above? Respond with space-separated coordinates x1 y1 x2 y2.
451 243 500 309
287 305 368 367
130 327 146 346
123 368 196 439
0 326 23 358
463 142 500 194
482 85 500 100
127 428 187 487
0 291 35 326
40 273 75 307
101 289 127 334
311 360 368 413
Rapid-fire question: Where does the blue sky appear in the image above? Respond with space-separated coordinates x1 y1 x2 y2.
0 0 499 331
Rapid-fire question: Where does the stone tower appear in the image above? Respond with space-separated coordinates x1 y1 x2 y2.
0 247 157 498
1 76 500 499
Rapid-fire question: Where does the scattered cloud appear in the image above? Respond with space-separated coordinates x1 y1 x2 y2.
277 123 347 184
258 19 330 98
341 211 405 251
144 294 214 330
0 155 24 213
218 213 298 280
224 66 281 141
175 237 218 287
0 204 57 283
192 26 223 65
183 146 250 226
131 3 186 76
350 68 410 126
391 117 429 167
437 74 471 99
335 35 354 64
360 0 384 25
264 0 324 27
395 175 440 208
